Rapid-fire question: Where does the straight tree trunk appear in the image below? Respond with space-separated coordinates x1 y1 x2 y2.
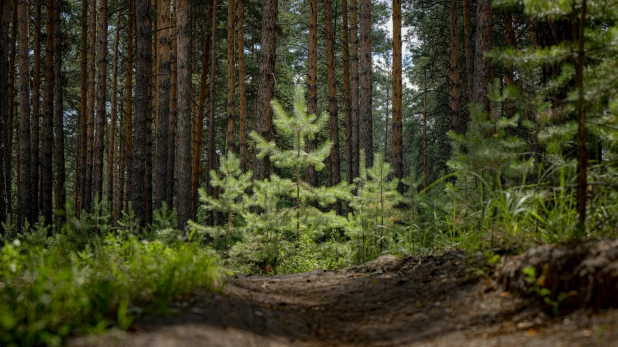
17 0 32 230
306 0 318 186
108 12 121 210
166 0 177 207
575 0 587 235
193 1 212 216
77 0 89 216
133 0 151 226
423 68 428 192
472 0 493 110
504 13 515 119
145 50 153 225
391 0 403 191
349 0 360 178
155 0 171 210
324 0 340 212
93 0 108 203
449 0 461 133
254 0 278 181
124 0 134 213
206 0 218 212
42 0 54 225
31 0 41 220
0 0 10 228
6 1 16 220
342 0 352 185
53 0 65 224
226 0 235 155
237 0 247 172
359 0 373 167
384 86 389 159
176 0 193 228
463 0 473 101
85 0 97 210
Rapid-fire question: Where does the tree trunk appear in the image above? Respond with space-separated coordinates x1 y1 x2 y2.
53 0 65 224
133 0 151 226
77 0 88 216
17 0 32 230
85 0 97 210
176 0 193 228
423 68 427 192
193 1 212 217
31 0 41 221
0 1 10 228
575 0 587 235
254 0 278 181
108 12 121 211
305 0 318 186
166 0 177 207
449 0 461 133
463 0 473 101
349 0 360 177
226 0 235 155
237 0 247 172
472 0 493 110
206 0 218 225
93 0 108 204
42 0 54 225
342 0 352 185
155 0 171 210
504 13 515 120
124 0 134 213
324 0 340 213
359 0 373 167
391 0 403 191
7 2 16 214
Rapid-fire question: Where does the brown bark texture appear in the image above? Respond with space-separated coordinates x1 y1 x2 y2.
349 0 360 179
449 0 461 133
359 0 373 167
93 0 108 203
226 0 236 155
391 0 403 189
53 0 65 223
42 0 54 225
305 0 318 187
342 0 352 185
237 0 247 172
0 1 10 228
472 0 493 110
155 0 171 210
17 0 32 229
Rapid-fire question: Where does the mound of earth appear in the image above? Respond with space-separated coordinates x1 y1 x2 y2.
70 250 618 346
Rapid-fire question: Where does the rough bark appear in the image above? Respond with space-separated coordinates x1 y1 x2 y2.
449 0 461 133
31 0 41 220
504 13 515 119
166 0 177 207
324 0 340 205
42 0 54 225
53 0 65 224
206 0 218 224
226 0 235 155
237 0 247 172
306 0 318 186
349 0 360 177
132 0 151 226
7 2 16 213
472 0 493 110
176 0 193 228
155 0 171 210
423 69 428 192
391 0 403 190
0 0 10 228
17 0 32 230
359 0 373 167
93 0 108 203
463 0 474 101
85 0 97 210
254 0 278 181
124 0 134 213
77 0 89 216
342 0 352 185
576 0 587 234
108 12 121 210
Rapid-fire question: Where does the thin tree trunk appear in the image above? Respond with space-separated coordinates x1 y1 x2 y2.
342 0 352 185
108 11 121 211
6 1 16 221
423 68 427 192
463 0 473 101
176 0 193 228
254 0 278 181
575 0 587 234
349 0 360 177
391 0 403 191
226 0 235 155
77 0 88 216
0 1 10 228
42 0 54 225
85 0 97 210
359 0 373 167
124 0 134 213
31 0 41 221
324 0 340 213
166 0 177 207
93 0 108 204
155 0 171 210
504 13 515 120
133 0 151 226
449 0 461 133
472 0 493 110
193 1 212 216
384 86 389 159
237 0 247 172
305 0 318 186
17 0 32 230
206 0 218 223
53 0 65 224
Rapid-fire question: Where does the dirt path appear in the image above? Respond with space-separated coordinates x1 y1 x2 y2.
71 252 618 346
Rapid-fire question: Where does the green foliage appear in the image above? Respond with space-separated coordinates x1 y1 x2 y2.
0 235 220 346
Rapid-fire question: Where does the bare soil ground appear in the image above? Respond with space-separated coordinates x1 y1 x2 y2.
70 251 618 347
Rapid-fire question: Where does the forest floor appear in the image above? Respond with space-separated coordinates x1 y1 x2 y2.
70 251 618 347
